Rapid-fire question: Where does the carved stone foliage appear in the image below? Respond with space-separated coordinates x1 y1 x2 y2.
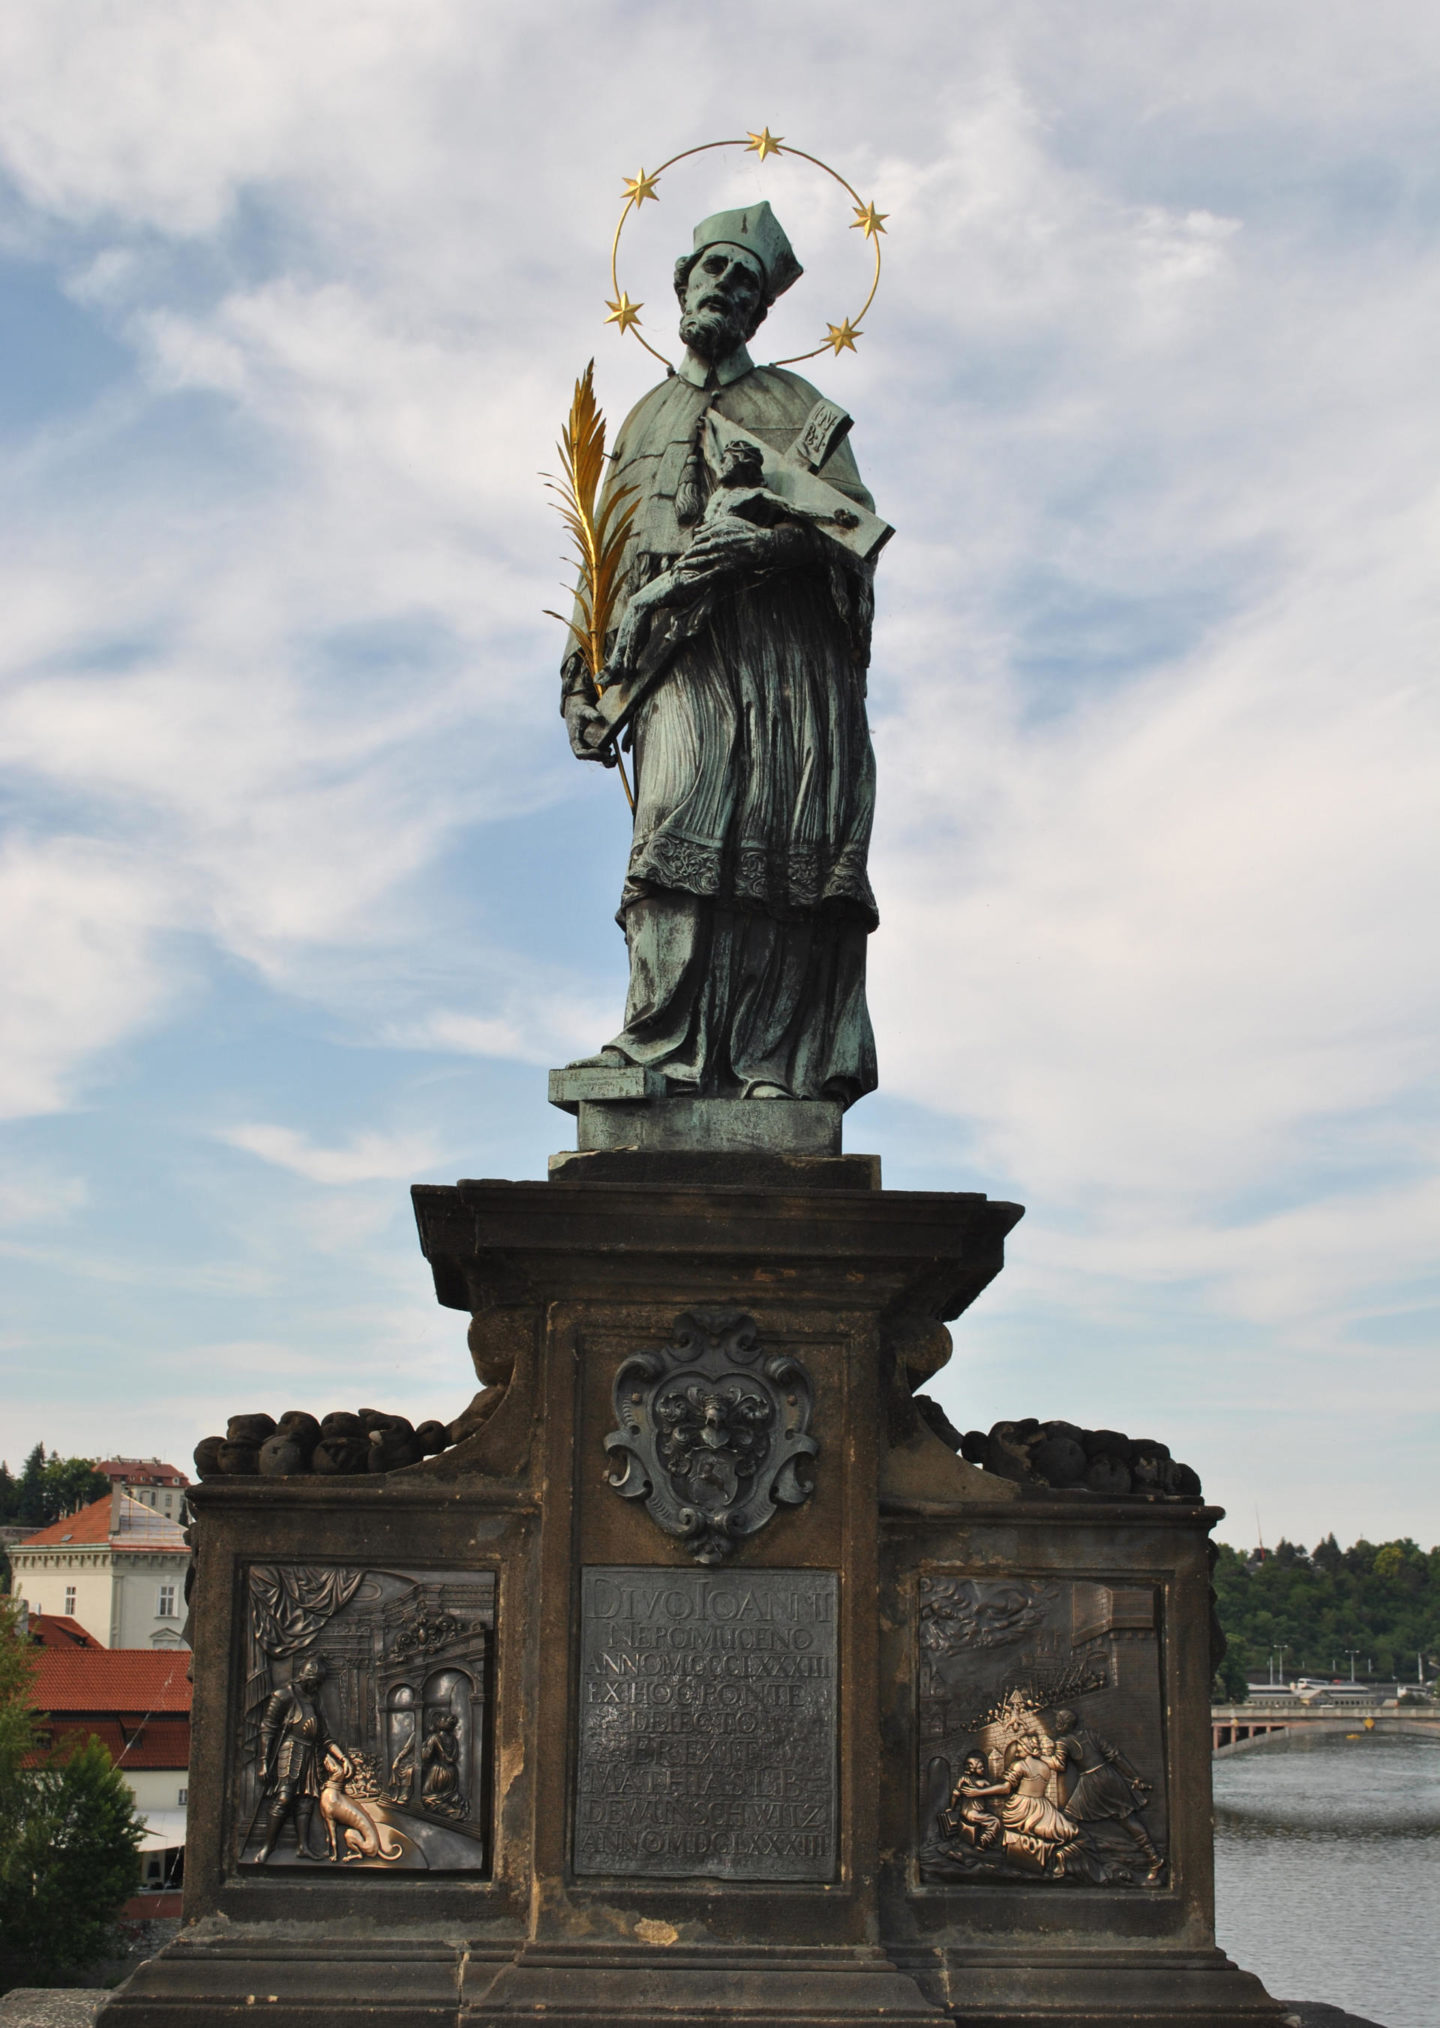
917 1576 1168 1889
236 1564 494 1872
604 1310 818 1564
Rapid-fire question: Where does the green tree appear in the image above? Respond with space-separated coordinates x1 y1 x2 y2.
1212 1649 1250 1702
0 1598 143 1979
14 1445 47 1526
0 1737 143 1976
37 1456 111 1526
0 1596 39 1824
1213 1533 1440 1684
0 1460 17 1525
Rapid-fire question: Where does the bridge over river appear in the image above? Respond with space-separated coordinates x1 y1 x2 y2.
1212 1699 1440 1754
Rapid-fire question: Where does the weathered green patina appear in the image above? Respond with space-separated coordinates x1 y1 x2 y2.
562 204 884 1109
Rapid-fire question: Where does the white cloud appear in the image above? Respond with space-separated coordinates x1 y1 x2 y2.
0 1166 88 1227
0 0 1437 1535
0 836 181 1117
220 1123 443 1183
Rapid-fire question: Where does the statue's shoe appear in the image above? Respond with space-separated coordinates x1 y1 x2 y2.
566 1048 630 1069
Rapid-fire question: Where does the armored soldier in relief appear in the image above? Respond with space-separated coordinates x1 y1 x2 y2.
255 1654 330 1864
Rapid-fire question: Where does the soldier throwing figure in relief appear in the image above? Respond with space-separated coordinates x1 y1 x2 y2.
563 202 880 1106
1051 1707 1164 1884
254 1654 329 1863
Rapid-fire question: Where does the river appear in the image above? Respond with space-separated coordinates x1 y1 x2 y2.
1213 1731 1440 2028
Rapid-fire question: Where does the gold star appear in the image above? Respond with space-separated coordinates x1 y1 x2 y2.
746 127 784 161
850 200 888 239
605 292 643 334
622 167 661 205
824 318 861 354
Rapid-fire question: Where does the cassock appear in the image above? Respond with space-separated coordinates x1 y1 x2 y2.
567 341 881 1106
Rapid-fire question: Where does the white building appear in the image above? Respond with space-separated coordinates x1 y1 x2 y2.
10 1488 190 1649
94 1457 190 1523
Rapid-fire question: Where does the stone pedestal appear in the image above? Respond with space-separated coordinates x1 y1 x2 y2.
100 1158 1287 2028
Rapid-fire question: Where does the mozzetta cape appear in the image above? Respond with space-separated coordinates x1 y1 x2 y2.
600 350 878 931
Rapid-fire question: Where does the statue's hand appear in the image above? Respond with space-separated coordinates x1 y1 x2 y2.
563 694 616 767
683 518 808 577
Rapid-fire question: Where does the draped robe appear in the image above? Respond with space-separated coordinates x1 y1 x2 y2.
567 345 881 1106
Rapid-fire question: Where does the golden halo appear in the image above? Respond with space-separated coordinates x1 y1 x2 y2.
607 130 886 371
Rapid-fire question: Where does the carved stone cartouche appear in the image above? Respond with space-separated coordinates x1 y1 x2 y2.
604 1308 818 1564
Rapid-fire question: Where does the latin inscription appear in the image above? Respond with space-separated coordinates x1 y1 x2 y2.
575 1566 838 1881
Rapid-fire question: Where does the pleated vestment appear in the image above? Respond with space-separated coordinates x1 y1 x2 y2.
592 354 882 1106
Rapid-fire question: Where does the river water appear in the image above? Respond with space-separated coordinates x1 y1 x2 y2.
1213 1732 1440 2028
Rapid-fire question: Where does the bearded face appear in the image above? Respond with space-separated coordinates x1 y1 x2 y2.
678 243 767 361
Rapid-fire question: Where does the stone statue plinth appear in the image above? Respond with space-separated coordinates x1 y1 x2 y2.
101 1153 1286 2028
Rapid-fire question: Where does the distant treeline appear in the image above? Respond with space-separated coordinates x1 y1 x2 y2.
0 1447 111 1535
1213 1535 1440 1698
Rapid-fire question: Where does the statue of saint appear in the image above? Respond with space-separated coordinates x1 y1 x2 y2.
562 202 881 1108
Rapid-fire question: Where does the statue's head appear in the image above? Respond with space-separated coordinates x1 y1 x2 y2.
675 201 802 362
1053 1708 1076 1732
295 1656 325 1693
719 437 765 488
963 1754 986 1777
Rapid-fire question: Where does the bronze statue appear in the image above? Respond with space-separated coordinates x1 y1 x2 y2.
254 1655 329 1863
1051 1707 1164 1884
942 1754 1008 1850
561 203 882 1107
999 1732 1081 1852
419 1709 466 1818
318 1745 403 1864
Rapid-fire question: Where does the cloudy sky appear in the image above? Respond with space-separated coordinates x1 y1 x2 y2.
1 0 1436 1550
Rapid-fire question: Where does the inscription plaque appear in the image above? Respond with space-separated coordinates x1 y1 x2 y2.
575 1566 838 1881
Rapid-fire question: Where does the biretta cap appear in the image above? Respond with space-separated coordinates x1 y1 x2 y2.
689 201 803 301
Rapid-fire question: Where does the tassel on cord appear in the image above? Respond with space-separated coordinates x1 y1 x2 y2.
674 409 712 528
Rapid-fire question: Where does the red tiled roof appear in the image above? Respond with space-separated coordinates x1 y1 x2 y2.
31 1649 192 1715
28 1613 102 1649
95 1460 188 1486
20 1492 187 1551
22 1496 114 1546
43 1717 190 1769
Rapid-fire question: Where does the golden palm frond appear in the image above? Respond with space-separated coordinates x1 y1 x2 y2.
543 359 638 682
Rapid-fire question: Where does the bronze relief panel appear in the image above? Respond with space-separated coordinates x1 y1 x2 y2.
234 1564 495 1873
916 1576 1167 1888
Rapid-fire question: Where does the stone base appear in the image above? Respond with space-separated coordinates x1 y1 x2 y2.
96 1933 501 2026
463 1941 945 2025
99 1163 1291 2028
573 1092 843 1155
547 1147 880 1189
98 1937 1301 2027
890 1944 1291 2026
0 1997 112 2028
